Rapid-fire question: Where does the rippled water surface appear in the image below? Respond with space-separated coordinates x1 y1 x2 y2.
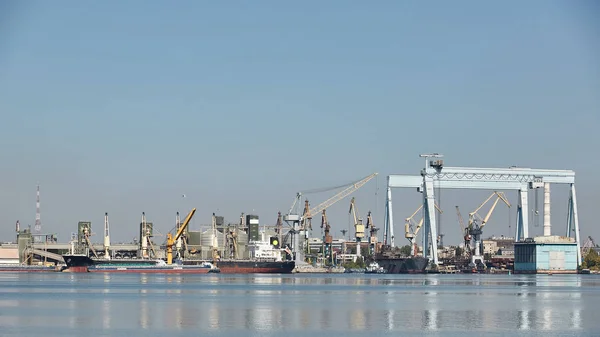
0 273 599 336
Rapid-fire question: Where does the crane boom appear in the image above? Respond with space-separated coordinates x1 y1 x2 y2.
303 173 378 221
455 206 465 233
166 208 196 265
468 192 510 230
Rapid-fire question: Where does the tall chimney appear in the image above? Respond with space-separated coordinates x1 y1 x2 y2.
543 182 551 236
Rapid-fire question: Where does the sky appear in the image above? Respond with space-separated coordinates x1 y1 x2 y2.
0 1 598 247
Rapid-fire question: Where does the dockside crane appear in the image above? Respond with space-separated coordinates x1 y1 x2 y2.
466 191 511 267
455 206 469 257
321 210 333 263
404 204 442 256
349 197 365 258
166 208 196 265
365 211 379 256
283 172 378 262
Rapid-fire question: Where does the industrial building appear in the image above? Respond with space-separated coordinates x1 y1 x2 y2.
514 236 578 274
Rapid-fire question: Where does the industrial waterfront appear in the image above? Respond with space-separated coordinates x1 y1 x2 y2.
1 153 598 276
0 272 597 336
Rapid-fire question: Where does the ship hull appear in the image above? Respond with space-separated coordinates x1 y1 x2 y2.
61 255 219 274
184 260 295 274
87 266 217 274
374 256 429 274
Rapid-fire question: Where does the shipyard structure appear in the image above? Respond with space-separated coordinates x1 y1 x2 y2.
0 153 588 275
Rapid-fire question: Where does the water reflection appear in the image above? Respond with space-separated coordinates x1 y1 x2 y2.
0 273 594 335
102 299 110 329
140 299 149 329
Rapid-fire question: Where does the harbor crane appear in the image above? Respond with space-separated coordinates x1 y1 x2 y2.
321 210 333 263
365 211 378 256
349 197 365 258
467 191 511 267
166 208 196 265
455 206 469 257
404 204 442 257
283 172 378 263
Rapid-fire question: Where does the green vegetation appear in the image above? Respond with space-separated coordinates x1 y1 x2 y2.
455 247 464 257
399 245 412 256
580 249 600 270
343 257 366 269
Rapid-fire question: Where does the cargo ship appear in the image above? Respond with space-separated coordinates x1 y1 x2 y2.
181 240 295 274
182 259 295 273
61 239 295 274
61 254 220 273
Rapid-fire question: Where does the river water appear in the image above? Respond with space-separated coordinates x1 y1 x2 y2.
0 273 598 336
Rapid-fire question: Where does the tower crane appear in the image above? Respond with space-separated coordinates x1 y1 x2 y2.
349 197 365 258
283 172 378 263
166 208 196 265
466 191 511 268
404 203 442 256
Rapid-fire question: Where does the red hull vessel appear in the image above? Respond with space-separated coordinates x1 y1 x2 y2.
184 259 295 274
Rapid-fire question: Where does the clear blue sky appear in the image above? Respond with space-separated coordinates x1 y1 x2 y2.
0 1 598 245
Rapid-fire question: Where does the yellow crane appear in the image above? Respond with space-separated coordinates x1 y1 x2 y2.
349 197 366 254
468 191 511 231
166 208 196 265
404 203 442 256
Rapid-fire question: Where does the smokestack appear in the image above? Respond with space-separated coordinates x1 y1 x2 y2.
543 182 551 236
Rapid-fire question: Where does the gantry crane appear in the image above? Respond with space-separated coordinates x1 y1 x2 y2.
466 191 511 267
349 197 365 258
404 204 442 256
166 208 196 265
283 172 378 262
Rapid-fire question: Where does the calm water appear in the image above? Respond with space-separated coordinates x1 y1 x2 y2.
0 273 598 336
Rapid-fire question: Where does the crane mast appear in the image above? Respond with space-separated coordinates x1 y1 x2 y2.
455 206 469 258
321 210 333 264
349 197 365 259
103 212 111 259
365 211 379 256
